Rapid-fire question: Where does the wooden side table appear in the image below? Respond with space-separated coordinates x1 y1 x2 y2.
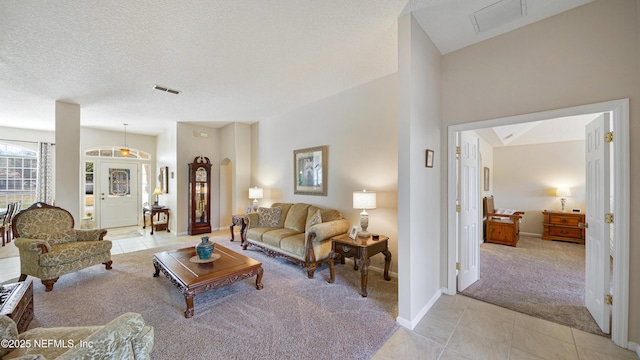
0 280 33 333
328 233 392 297
143 207 170 235
229 214 246 242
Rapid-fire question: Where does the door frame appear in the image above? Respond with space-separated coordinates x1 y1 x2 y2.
446 99 629 348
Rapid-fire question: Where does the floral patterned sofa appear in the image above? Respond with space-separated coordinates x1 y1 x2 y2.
12 203 112 292
242 203 349 278
0 312 153 359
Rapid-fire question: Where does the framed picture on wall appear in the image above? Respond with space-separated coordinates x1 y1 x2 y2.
159 166 169 193
426 149 434 168
293 145 328 196
483 167 490 191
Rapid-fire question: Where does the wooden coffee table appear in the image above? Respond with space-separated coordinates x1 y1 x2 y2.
153 244 263 318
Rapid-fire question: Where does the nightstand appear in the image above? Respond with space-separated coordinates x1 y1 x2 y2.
542 211 585 244
328 233 392 297
143 207 170 235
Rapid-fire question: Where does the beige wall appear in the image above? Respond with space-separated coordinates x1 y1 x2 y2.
251 74 398 273
493 140 586 235
441 0 640 343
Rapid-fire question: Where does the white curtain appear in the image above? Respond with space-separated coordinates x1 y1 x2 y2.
36 142 54 204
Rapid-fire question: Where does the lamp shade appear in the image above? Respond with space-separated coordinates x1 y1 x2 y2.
353 190 376 210
556 187 571 197
249 187 263 200
153 187 163 196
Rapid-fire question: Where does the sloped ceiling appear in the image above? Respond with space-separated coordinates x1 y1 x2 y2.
0 0 593 136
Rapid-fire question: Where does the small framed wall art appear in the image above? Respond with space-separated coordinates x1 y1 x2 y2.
426 149 434 168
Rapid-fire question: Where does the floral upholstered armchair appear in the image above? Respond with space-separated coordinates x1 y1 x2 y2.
0 312 154 359
12 203 112 292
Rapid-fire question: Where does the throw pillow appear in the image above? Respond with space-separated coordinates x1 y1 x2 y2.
258 207 282 228
306 209 323 229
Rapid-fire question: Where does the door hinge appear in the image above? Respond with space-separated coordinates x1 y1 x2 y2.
456 146 461 155
605 131 613 143
605 294 613 305
456 205 461 212
456 262 461 270
605 213 614 224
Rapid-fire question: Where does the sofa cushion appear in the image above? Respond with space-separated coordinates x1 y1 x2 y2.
306 208 322 229
280 233 306 257
0 315 18 357
246 228 273 243
39 241 112 267
284 203 311 232
34 229 78 246
262 228 301 248
258 207 282 228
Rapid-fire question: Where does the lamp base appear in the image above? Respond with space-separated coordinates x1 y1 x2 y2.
357 231 371 238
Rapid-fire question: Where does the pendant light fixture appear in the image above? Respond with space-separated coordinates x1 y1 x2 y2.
120 123 130 157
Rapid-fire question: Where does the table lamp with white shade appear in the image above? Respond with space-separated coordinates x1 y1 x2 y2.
353 189 376 238
249 187 263 212
556 187 571 212
153 187 163 207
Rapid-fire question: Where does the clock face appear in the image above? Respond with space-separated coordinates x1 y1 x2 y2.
195 168 207 182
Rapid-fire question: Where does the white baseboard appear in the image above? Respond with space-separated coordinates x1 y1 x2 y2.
519 232 542 237
341 258 398 278
396 289 441 330
627 341 640 357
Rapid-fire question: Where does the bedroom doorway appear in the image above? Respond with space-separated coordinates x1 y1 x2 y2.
446 99 630 348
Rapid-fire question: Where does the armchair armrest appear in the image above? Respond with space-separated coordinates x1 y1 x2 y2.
75 229 108 241
14 238 51 254
57 313 146 360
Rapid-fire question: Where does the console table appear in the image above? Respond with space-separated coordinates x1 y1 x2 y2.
143 207 170 235
328 233 391 297
0 280 33 333
542 211 585 244
229 214 246 242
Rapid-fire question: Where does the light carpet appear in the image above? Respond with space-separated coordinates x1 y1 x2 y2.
460 235 607 337
27 236 399 359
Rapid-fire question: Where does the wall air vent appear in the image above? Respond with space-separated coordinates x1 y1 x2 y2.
470 0 527 34
153 84 181 95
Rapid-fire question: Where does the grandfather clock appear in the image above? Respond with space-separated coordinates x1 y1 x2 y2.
188 156 212 235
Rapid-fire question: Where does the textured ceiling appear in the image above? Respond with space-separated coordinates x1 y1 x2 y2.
0 0 592 136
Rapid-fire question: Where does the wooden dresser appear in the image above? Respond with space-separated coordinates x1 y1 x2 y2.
542 211 585 244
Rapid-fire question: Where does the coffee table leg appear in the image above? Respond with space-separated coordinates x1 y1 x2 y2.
255 267 264 290
184 294 195 318
153 262 160 277
328 251 336 283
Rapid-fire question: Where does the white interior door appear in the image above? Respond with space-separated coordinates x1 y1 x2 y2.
585 113 610 334
458 132 480 291
100 162 139 228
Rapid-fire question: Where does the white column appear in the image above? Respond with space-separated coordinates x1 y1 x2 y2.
55 101 81 224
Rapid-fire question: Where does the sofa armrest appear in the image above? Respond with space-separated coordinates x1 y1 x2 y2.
306 219 350 244
245 213 259 229
57 313 147 360
14 238 51 254
75 229 108 241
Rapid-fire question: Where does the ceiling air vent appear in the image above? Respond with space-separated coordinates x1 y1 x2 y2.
153 84 181 95
470 0 527 34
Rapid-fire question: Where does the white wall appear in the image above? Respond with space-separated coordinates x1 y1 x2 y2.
477 133 493 198
398 13 442 328
251 74 398 272
440 0 640 343
55 101 80 220
493 140 586 235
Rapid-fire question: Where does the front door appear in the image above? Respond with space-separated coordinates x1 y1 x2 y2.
99 162 139 228
585 113 610 334
458 131 480 291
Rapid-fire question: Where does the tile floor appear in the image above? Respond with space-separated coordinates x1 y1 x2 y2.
0 227 637 360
